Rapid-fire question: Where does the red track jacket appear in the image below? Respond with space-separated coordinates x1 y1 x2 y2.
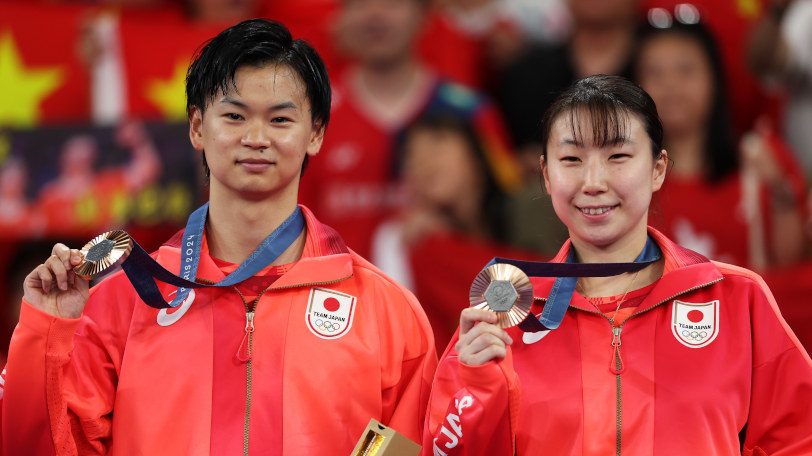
425 228 812 455
1 205 437 455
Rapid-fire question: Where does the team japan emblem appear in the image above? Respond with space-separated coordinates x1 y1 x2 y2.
671 299 719 348
306 288 356 339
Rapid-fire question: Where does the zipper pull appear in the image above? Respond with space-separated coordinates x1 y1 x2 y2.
610 326 625 375
236 311 255 363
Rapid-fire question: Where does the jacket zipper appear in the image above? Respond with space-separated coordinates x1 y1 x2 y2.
611 277 724 455
199 274 353 454
232 286 259 456
537 276 725 455
242 306 255 456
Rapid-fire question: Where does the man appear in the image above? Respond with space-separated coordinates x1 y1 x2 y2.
1 19 436 455
299 0 520 259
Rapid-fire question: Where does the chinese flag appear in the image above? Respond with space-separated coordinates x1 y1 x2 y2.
0 1 91 127
119 8 227 121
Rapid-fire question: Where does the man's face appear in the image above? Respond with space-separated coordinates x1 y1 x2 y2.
568 0 638 27
337 0 425 67
189 64 324 202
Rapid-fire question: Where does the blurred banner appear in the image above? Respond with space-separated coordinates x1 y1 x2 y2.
0 121 200 240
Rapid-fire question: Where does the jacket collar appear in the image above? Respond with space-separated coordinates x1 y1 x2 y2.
532 227 723 313
160 204 354 289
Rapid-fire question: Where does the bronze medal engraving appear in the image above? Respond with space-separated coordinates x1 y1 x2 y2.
73 230 133 280
469 263 534 328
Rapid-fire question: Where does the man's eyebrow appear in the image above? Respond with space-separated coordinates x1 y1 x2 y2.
270 101 297 110
218 97 298 112
219 96 247 108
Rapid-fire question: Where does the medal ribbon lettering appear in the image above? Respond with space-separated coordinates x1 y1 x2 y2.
119 202 305 308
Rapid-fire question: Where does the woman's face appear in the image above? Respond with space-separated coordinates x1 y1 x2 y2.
542 112 667 253
403 126 483 208
636 33 715 137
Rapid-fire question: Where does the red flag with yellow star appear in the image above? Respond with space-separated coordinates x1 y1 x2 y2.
118 9 226 121
0 2 91 128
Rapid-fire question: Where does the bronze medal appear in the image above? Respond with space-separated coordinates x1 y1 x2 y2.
73 230 133 280
469 263 534 328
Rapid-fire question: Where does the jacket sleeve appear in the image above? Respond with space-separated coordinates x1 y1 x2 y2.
422 339 521 456
1 299 120 455
376 278 439 446
741 274 812 456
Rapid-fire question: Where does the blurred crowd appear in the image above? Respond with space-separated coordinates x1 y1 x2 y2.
1 0 811 356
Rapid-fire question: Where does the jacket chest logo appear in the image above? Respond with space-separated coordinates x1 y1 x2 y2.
671 299 719 348
156 289 195 327
306 288 356 339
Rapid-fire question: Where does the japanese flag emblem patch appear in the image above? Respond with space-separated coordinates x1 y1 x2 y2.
306 288 356 339
671 300 719 348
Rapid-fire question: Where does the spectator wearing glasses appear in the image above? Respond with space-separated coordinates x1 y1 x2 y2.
641 1 777 138
633 16 808 269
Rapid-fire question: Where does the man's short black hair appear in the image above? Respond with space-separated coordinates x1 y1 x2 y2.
186 19 331 176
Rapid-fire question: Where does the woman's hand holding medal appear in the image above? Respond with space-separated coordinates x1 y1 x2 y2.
456 308 514 366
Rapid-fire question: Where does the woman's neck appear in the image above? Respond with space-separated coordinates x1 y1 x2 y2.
443 198 488 239
570 226 647 265
577 260 664 298
571 224 663 297
664 129 707 178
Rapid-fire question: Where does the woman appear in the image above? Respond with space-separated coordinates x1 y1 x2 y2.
633 19 807 269
423 75 812 455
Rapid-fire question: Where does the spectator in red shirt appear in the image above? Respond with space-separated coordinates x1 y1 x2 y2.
300 0 519 259
372 113 532 352
633 19 808 268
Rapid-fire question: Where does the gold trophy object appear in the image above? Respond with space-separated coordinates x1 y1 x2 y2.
350 419 421 456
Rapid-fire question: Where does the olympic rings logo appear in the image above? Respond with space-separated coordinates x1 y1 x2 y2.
315 319 341 332
681 330 708 341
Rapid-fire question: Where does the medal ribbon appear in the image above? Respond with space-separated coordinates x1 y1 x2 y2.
119 202 305 309
489 236 661 332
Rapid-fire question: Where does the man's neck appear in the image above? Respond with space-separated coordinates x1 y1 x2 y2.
352 59 432 128
204 191 306 266
570 23 635 78
358 55 421 93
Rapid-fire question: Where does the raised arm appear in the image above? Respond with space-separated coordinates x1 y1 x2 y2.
423 308 519 456
2 244 116 455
